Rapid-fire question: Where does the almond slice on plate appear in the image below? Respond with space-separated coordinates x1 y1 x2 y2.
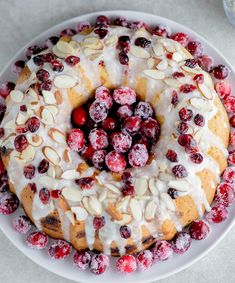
164 78 181 87
4 119 16 129
62 187 81 201
153 43 164 56
104 183 121 195
16 113 28 125
130 46 150 59
63 149 71 163
113 214 132 225
104 35 118 46
10 90 24 103
116 196 130 212
83 37 103 50
149 178 159 195
71 206 88 221
134 178 148 196
161 193 176 211
56 40 74 54
41 108 55 125
168 180 190 192
27 134 43 147
129 198 142 222
159 172 173 182
88 195 102 216
105 202 123 220
20 145 35 162
145 200 157 221
172 52 183 62
157 59 168 71
181 65 201 74
47 165 56 178
189 98 213 111
52 45 68 59
44 105 58 116
48 128 66 144
198 83 213 100
27 88 39 101
61 169 80 180
54 75 77 89
143 69 165 80
42 90 57 104
82 197 97 215
98 190 108 202
42 146 61 165
1 133 16 147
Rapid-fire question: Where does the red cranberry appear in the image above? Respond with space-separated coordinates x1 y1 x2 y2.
13 215 32 234
228 150 235 165
186 41 203 57
65 55 80 66
25 45 43 59
51 60 64 72
76 21 91 33
190 152 203 164
36 69 50 81
28 183 37 193
224 96 235 114
185 58 198 68
93 216 105 230
213 64 229 80
39 188 50 204
178 134 193 146
94 28 108 39
90 253 109 275
51 189 61 199
89 128 108 150
105 151 126 172
123 116 141 135
42 52 55 63
92 150 106 169
48 240 72 259
167 188 178 199
116 105 133 119
117 36 130 52
206 205 228 223
20 105 27 112
73 251 92 270
137 250 153 271
171 32 190 47
95 86 113 109
60 28 76 37
172 164 188 178
172 72 185 79
81 144 95 161
179 107 193 121
166 149 178 162
119 51 129 65
72 106 87 126
76 177 95 190
0 82 15 99
193 74 204 84
14 134 28 152
122 171 133 183
113 87 136 105
177 122 189 134
152 25 170 37
189 220 210 240
23 165 35 179
12 60 25 74
180 84 196 93
128 143 149 168
222 167 235 183
0 159 4 176
120 225 131 239
135 37 151 48
102 117 117 131
89 100 108 122
111 132 132 153
16 126 29 134
171 90 179 107
27 117 40 133
96 15 110 26
33 55 44 66
0 104 6 124
134 101 153 120
230 131 235 147
122 181 135 196
44 36 59 48
194 114 205 127
172 232 192 254
67 129 85 152
198 55 214 72
39 79 52 91
37 159 49 174
215 80 231 99
116 255 137 274
140 118 160 141
0 128 4 138
151 240 173 262
26 231 48 249
128 21 147 29
114 17 128 27
215 183 234 207
0 192 19 215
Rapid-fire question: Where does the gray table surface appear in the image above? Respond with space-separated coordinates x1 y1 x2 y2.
0 0 235 282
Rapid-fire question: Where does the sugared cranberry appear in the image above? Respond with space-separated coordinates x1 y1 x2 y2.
92 150 106 169
67 129 85 152
135 37 151 48
26 117 40 133
172 232 192 254
172 72 185 79
185 59 198 68
72 106 87 127
180 84 196 93
60 28 76 37
172 164 188 178
13 215 32 234
113 87 136 105
122 183 135 196
0 82 15 99
65 55 80 66
224 96 235 114
171 90 179 107
171 32 190 47
0 192 19 215
120 225 131 239
14 134 28 152
89 128 108 150
76 21 91 33
48 240 72 259
193 74 204 84
116 255 137 274
89 100 108 122
37 159 49 174
228 150 235 165
128 143 149 168
134 101 153 120
36 69 50 81
44 36 59 48
95 86 113 109
119 51 129 65
190 152 203 164
0 128 4 138
51 60 64 72
140 118 160 141
39 188 50 205
33 55 44 66
187 41 203 57
26 231 48 249
215 80 231 99
122 116 141 135
50 189 61 199
90 253 109 275
73 251 92 270
137 250 153 271
152 25 170 37
128 21 147 29
230 131 235 147
167 188 178 199
179 107 193 122
93 216 105 230
39 79 52 91
151 240 173 262
189 220 210 240
12 60 25 74
117 36 130 52
194 114 205 127
105 151 126 172
166 149 178 162
111 132 132 153
114 17 128 27
206 205 228 223
76 177 95 190
24 165 35 179
198 55 214 72
215 183 234 207
177 122 189 134
116 105 133 119
222 167 235 183
95 15 110 26
25 45 43 59
213 64 229 80
102 117 117 131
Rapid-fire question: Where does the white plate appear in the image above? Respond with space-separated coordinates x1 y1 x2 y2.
0 10 235 283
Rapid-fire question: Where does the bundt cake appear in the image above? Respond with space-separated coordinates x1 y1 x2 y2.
0 16 230 257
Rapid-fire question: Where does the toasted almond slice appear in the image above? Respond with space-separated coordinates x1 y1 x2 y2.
42 146 61 165
116 196 130 211
181 65 201 74
164 78 181 87
104 183 121 195
130 198 142 221
44 105 58 116
48 128 66 144
172 52 183 62
168 180 190 192
20 145 35 162
55 165 63 178
47 165 56 178
105 202 123 220
54 75 77 89
83 47 101 56
130 46 150 59
88 195 102 216
54 90 63 105
10 90 24 103
134 178 148 196
143 69 165 80
149 178 159 195
61 169 80 180
41 108 54 125
145 200 157 221
27 134 43 147
82 197 97 215
27 88 38 101
71 206 88 221
63 149 71 163
4 119 16 129
104 35 118 46
62 187 81 201
113 214 132 225
1 133 15 147
98 190 108 202
88 52 103 61
16 113 28 125
159 172 173 182
164 43 176 53
42 90 57 104
157 59 168 71
83 37 103 50
52 45 68 58
65 210 75 225
38 175 57 188
28 101 40 111
189 98 213 111
69 41 81 50
147 58 156 68
56 40 74 54
198 83 213 100
153 43 164 56
161 193 176 211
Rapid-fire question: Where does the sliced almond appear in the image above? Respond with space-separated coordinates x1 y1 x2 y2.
20 145 35 162
1 133 15 147
16 113 28 125
55 165 63 178
54 90 63 105
42 146 61 165
153 43 164 56
189 98 213 112
149 178 159 195
82 197 97 215
113 214 132 225
116 196 130 212
164 43 176 53
83 47 101 57
48 128 66 144
98 190 108 202
145 200 157 221
27 88 39 101
104 183 121 195
41 108 54 125
168 180 190 192
198 83 213 100
44 105 58 116
27 134 43 147
157 59 168 71
105 202 123 220
10 90 24 103
54 75 77 89
69 41 81 50
164 78 181 88
65 210 75 225
134 178 148 196
147 57 156 69
161 193 176 211
61 169 80 180
129 198 142 222
56 40 74 54
104 35 118 46
71 206 88 221
181 65 201 74
58 197 69 212
172 52 183 62
83 37 103 50
38 175 57 188
130 46 150 59
42 90 57 104
159 172 173 182
52 45 67 59
143 69 165 80
47 165 56 178
28 101 40 111
88 195 102 216
63 149 71 163
4 119 16 129
62 187 81 201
